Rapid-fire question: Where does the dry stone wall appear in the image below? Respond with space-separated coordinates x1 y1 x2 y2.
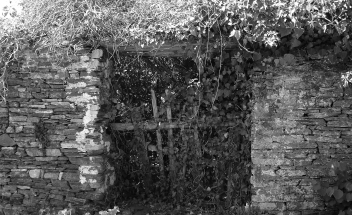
251 62 352 214
0 49 115 214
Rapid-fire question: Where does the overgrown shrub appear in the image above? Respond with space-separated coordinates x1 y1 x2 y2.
313 161 352 215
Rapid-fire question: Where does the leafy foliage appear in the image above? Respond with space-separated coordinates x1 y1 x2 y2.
313 161 352 215
0 0 352 101
34 119 50 149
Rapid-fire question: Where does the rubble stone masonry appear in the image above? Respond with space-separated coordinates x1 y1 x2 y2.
0 48 115 214
251 63 352 214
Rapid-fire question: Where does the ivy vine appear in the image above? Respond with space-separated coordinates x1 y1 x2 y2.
34 119 50 149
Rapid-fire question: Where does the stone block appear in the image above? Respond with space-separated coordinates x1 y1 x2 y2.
252 157 293 166
304 135 342 143
10 178 33 185
25 148 44 157
35 157 57 162
9 171 29 178
62 172 80 182
91 49 103 59
0 134 16 147
327 120 352 127
48 135 66 141
44 172 59 179
276 169 306 177
27 117 40 123
9 116 28 122
0 178 10 184
286 201 324 210
45 149 62 157
9 108 29 114
298 119 326 126
68 156 104 166
31 109 53 114
2 147 16 155
51 180 70 189
49 194 64 201
29 169 43 179
6 127 15 133
333 100 352 108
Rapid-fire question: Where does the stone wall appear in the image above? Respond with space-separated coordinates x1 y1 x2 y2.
251 62 352 214
0 48 115 214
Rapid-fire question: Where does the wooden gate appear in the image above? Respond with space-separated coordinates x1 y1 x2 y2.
109 89 238 194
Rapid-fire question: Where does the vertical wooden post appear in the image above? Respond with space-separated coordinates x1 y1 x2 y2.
165 89 176 181
151 89 165 178
131 108 151 192
193 106 201 157
180 125 187 179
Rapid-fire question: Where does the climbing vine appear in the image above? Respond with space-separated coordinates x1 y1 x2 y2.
0 0 352 101
34 119 50 149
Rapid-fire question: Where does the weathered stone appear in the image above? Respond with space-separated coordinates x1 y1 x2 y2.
312 130 341 137
9 116 28 122
28 104 46 108
252 157 293 166
15 126 23 133
51 180 70 189
62 172 80 182
16 186 31 191
304 135 342 143
298 119 326 126
35 157 57 162
327 120 352 127
0 134 16 147
25 148 44 157
50 115 66 120
6 127 15 133
48 135 66 141
68 156 104 166
31 109 53 114
276 169 306 177
9 171 29 178
28 169 43 179
27 117 40 123
43 172 59 179
2 147 16 155
286 201 324 210
0 178 10 184
45 149 62 157
333 100 352 108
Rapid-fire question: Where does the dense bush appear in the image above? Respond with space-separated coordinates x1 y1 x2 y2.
313 161 352 215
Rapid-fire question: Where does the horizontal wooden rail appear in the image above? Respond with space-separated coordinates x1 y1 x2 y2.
102 41 240 57
110 120 238 131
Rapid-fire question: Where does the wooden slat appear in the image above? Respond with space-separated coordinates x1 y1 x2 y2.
193 106 201 158
131 108 152 192
151 89 165 178
110 120 238 131
166 89 176 181
102 41 240 57
180 125 187 179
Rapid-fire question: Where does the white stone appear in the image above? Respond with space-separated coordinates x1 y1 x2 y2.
79 166 99 175
91 49 103 59
29 169 42 179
